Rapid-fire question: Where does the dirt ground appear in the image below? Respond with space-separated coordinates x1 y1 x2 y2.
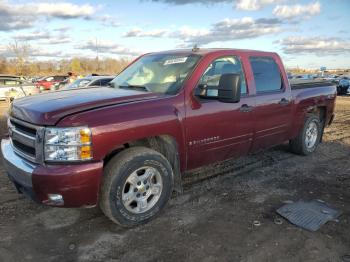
0 97 349 262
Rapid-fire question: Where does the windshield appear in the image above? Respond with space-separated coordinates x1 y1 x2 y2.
64 78 92 89
110 53 201 94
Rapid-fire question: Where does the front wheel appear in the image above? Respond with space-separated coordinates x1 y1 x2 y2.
289 115 322 155
100 147 173 227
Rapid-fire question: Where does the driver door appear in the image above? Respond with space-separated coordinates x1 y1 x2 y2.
185 56 255 170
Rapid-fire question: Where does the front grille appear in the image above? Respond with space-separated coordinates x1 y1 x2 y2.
12 140 36 156
8 117 45 163
10 119 36 136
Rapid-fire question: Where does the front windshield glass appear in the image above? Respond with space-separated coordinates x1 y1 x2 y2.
64 78 92 89
110 53 201 94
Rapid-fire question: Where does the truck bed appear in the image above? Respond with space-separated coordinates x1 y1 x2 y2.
290 79 335 90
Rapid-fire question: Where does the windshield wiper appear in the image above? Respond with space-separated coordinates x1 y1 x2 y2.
118 85 149 92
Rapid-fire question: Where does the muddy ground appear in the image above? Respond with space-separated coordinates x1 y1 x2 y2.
0 97 349 262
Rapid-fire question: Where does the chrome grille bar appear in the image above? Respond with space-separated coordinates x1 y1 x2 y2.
8 117 45 164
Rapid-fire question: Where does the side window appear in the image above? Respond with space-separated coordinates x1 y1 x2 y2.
100 79 112 86
93 80 101 86
249 57 282 93
54 76 65 81
4 80 17 85
198 56 247 97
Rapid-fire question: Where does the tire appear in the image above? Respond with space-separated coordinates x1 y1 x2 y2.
100 147 174 227
289 115 322 155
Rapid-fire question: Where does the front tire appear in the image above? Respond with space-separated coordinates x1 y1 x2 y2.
100 147 173 227
289 115 322 155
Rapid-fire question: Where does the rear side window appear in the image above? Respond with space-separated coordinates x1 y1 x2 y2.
250 57 282 93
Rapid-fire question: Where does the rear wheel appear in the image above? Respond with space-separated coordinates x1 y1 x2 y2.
100 147 173 227
289 115 322 155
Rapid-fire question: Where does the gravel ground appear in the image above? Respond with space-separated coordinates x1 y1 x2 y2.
0 97 349 262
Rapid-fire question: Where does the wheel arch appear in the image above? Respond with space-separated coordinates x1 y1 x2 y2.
103 135 183 193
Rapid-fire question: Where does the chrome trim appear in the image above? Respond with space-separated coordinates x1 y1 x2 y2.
12 128 36 147
1 139 36 187
8 117 45 164
9 117 41 131
11 139 37 163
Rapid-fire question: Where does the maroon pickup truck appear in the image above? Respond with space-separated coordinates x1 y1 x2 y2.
1 49 336 226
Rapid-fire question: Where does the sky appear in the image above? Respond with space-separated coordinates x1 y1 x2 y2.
0 0 349 69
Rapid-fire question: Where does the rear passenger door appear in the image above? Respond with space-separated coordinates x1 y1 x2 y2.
249 56 293 151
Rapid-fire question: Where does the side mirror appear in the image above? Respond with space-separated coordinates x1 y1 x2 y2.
218 73 241 103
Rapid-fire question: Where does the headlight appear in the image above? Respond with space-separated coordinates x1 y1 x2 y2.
44 127 92 161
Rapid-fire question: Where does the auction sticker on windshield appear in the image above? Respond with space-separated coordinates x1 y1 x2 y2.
164 57 188 65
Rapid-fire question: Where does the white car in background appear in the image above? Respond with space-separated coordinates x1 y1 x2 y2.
0 78 39 102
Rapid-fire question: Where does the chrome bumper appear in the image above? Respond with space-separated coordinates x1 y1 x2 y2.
1 138 37 188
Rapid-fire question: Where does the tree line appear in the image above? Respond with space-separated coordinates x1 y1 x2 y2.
0 40 130 77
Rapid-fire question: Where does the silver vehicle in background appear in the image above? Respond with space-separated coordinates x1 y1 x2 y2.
57 75 115 90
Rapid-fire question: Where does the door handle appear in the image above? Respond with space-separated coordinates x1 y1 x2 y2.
278 98 290 105
239 104 254 113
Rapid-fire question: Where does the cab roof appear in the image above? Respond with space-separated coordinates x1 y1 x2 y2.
149 48 278 57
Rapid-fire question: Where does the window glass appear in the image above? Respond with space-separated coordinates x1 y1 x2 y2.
46 77 54 81
110 54 201 94
100 78 113 86
54 76 66 81
4 80 17 85
63 78 92 89
249 57 282 93
198 56 247 97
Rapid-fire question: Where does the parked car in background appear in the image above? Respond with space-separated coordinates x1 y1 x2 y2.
293 74 316 80
60 76 114 90
50 79 69 91
0 78 39 101
35 75 68 92
337 77 349 95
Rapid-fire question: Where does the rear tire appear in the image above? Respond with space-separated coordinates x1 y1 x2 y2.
100 147 173 227
289 115 322 155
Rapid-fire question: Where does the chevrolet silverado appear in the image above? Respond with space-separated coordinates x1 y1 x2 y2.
1 49 336 226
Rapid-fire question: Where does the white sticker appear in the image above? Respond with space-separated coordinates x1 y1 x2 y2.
164 57 188 65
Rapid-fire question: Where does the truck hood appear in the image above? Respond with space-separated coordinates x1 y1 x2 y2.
10 87 163 125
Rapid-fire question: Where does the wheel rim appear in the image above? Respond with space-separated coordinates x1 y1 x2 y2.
305 121 318 149
121 166 163 214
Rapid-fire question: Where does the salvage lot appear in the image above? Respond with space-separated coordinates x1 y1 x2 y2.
0 97 349 262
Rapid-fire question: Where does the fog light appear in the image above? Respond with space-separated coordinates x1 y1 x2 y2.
47 194 64 205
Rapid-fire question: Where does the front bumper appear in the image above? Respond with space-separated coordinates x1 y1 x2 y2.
1 138 104 207
1 138 39 201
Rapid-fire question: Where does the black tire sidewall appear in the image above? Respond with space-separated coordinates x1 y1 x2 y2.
108 153 173 226
301 116 321 154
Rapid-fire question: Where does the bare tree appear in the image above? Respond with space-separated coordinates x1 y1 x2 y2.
8 40 30 76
